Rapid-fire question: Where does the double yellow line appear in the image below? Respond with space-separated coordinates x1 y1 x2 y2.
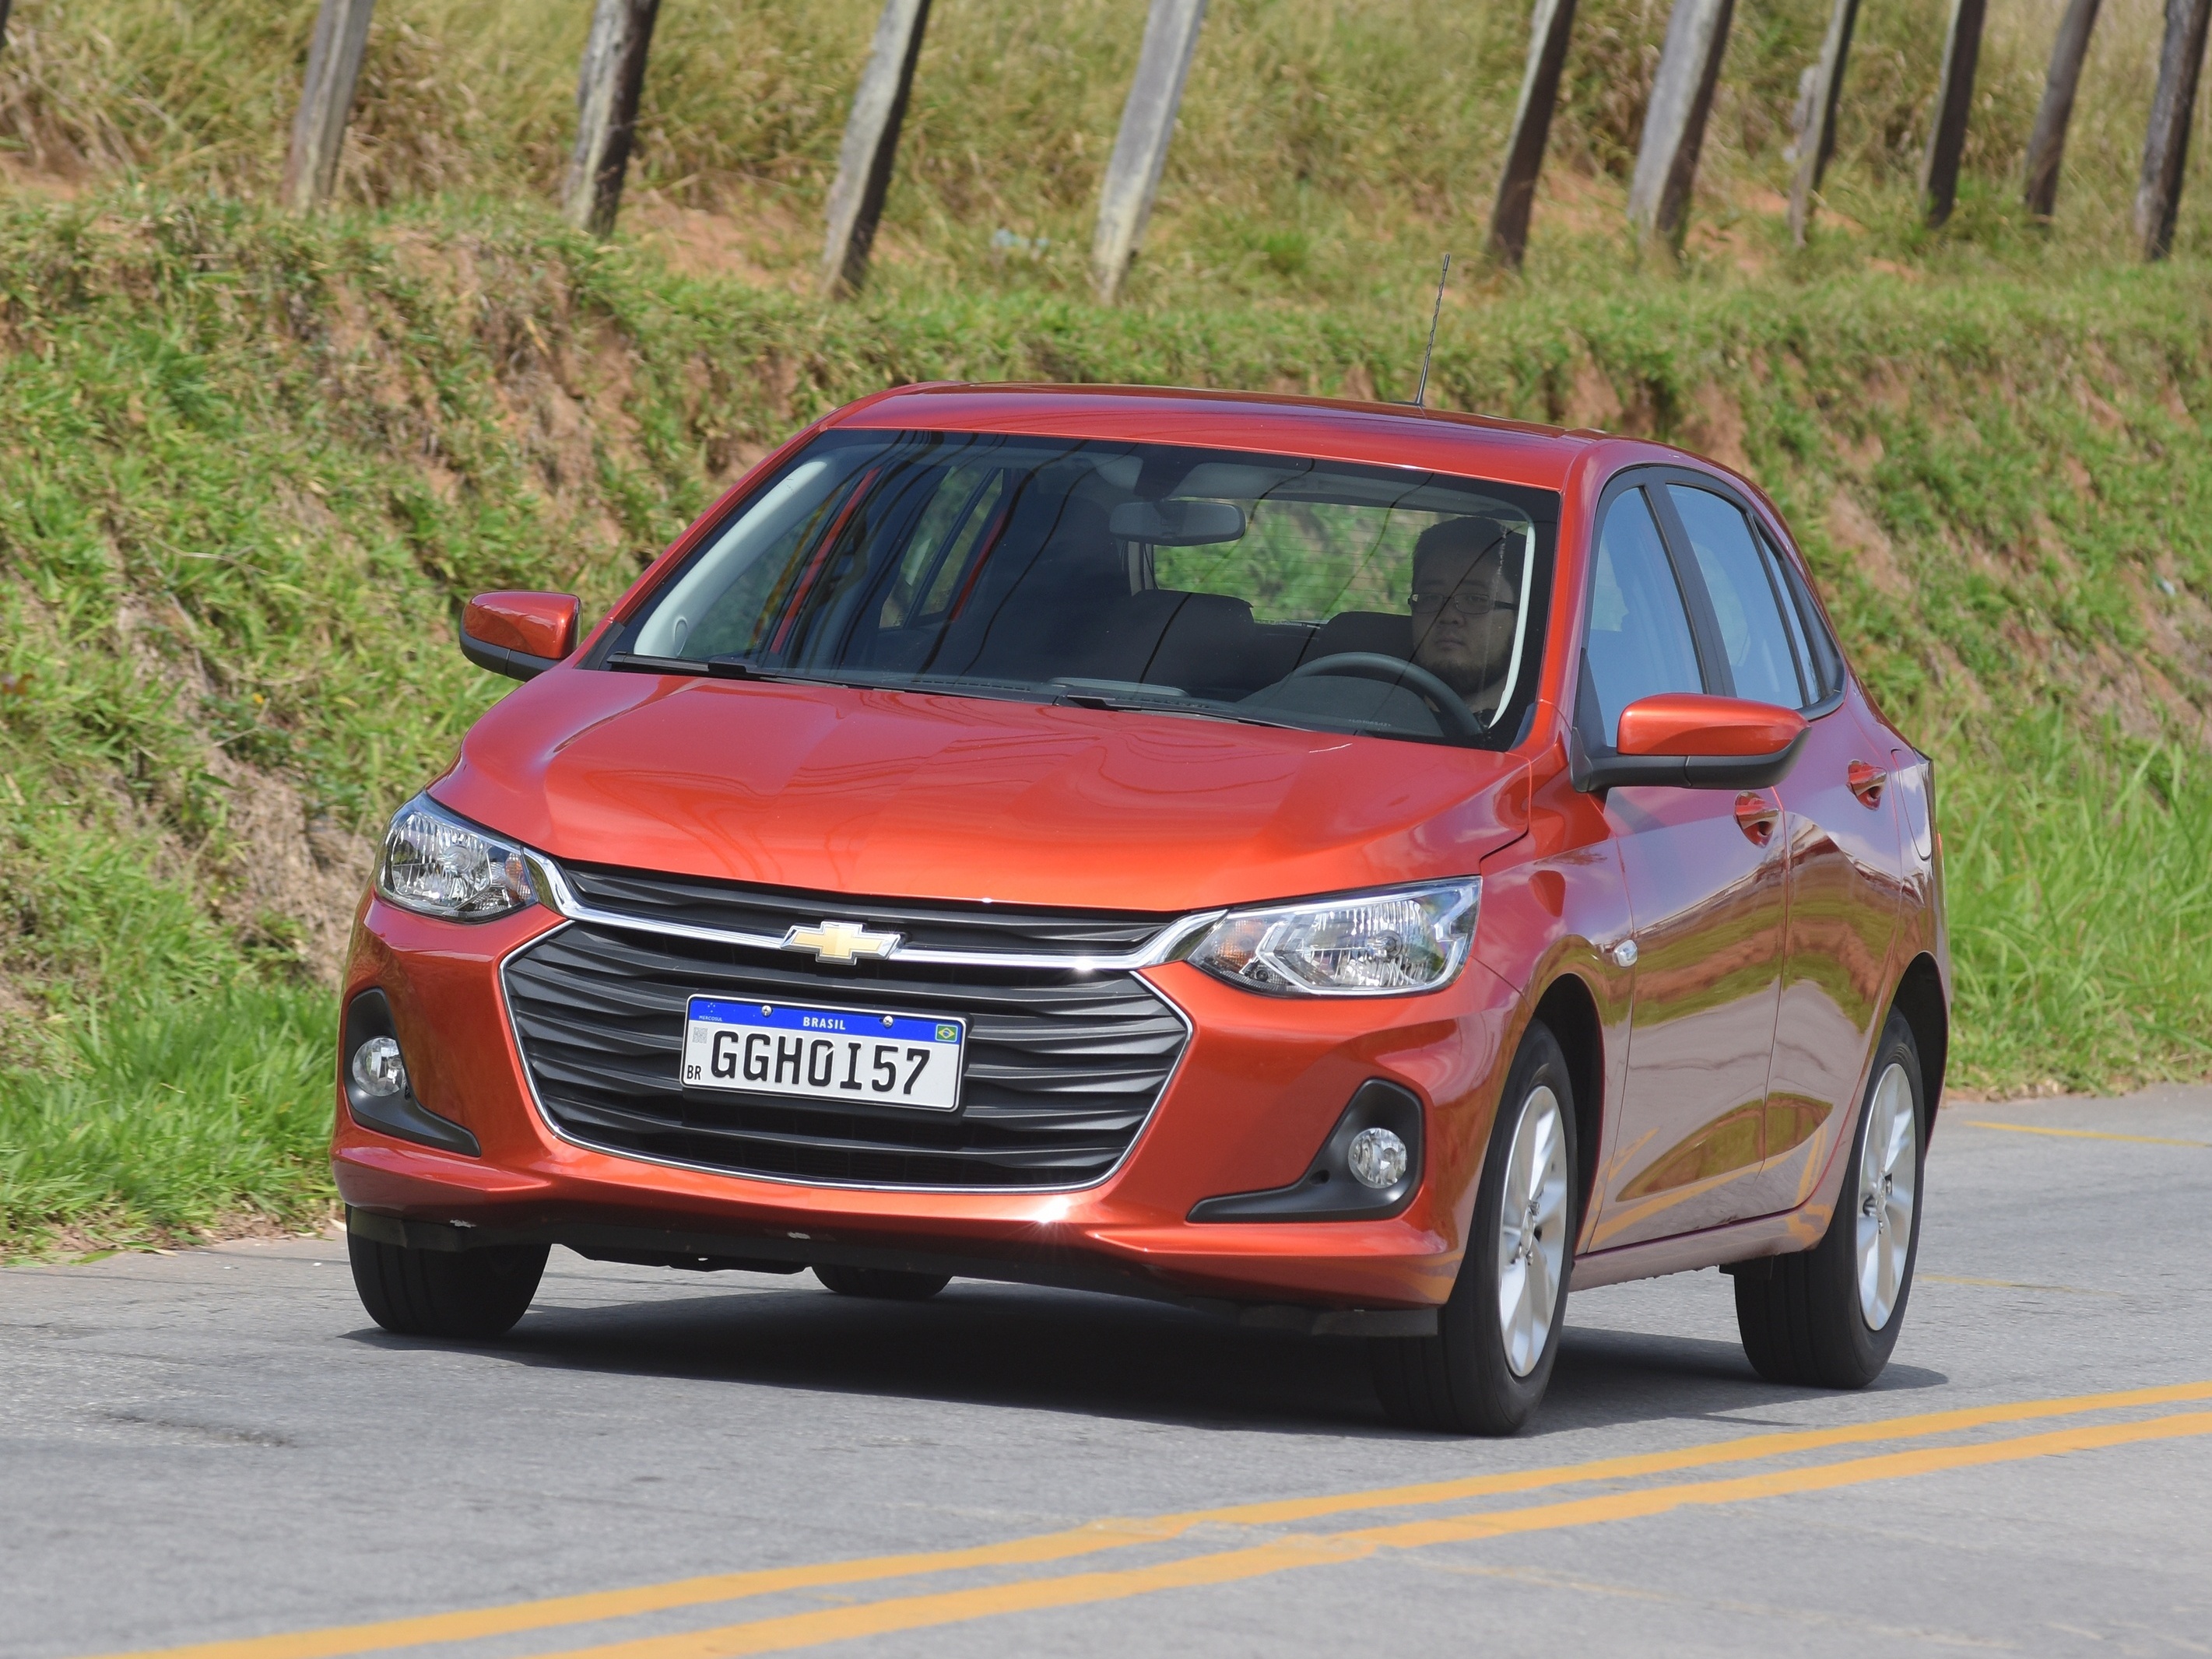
95 1380 2212 1659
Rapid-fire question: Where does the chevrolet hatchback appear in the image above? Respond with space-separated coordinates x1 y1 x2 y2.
336 384 1947 1434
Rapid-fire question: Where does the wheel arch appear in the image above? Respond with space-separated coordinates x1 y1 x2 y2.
1890 952 1949 1132
1530 972 1604 1229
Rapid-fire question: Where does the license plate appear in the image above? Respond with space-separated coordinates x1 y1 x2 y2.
681 997 965 1112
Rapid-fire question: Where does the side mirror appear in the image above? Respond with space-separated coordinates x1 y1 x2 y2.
461 592 581 682
1572 693 1807 792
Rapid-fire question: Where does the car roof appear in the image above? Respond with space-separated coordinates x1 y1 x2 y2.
829 382 1596 496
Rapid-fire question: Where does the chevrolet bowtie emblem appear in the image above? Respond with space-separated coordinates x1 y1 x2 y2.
780 920 903 963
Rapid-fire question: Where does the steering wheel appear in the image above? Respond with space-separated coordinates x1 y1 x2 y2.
1284 652 1483 739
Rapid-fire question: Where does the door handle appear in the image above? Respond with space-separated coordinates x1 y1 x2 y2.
1847 759 1887 808
1734 792 1778 845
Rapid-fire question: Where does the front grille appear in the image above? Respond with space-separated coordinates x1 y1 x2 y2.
562 863 1173 957
504 918 1190 1189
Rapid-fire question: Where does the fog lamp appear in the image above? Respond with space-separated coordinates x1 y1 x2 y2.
1347 1126 1410 1189
351 1035 408 1099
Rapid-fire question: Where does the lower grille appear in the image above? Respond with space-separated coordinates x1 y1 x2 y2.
504 921 1189 1189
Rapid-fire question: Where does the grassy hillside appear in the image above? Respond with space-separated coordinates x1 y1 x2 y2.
2 0 2210 1251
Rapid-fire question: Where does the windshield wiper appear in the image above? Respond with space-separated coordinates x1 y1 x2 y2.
606 651 709 675
603 653 858 691
1051 689 1310 732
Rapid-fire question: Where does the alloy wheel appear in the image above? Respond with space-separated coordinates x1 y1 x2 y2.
1496 1083 1568 1377
1855 1061 1918 1330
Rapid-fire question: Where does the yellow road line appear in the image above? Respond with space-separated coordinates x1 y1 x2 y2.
78 1379 2212 1659
520 1410 2212 1659
1961 1119 2210 1147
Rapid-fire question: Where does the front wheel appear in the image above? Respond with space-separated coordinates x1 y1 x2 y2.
348 1228 547 1339
1370 1021 1577 1435
814 1264 952 1301
1733 1011 1926 1387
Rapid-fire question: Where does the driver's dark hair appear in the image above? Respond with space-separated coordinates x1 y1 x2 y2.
1413 515 1514 573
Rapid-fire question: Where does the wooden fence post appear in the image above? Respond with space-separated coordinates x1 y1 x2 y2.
1786 0 1862 244
818 0 932 296
1487 0 1579 268
281 0 378 213
1092 0 1210 303
1626 0 1736 250
1919 0 1986 226
2135 0 2212 258
563 0 662 237
2022 0 2103 217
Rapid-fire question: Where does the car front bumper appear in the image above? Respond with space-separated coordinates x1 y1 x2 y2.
331 896 1523 1324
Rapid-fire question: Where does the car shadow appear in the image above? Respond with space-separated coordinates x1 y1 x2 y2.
342 1265 1947 1439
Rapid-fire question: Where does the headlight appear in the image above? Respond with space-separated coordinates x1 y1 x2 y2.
374 794 539 922
1185 881 1479 996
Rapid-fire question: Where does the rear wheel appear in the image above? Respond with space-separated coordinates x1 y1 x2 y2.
1371 1021 1576 1435
1733 1012 1925 1387
814 1264 952 1301
347 1229 547 1339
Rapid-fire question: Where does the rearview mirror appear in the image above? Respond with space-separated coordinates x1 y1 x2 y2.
1108 498 1248 545
1572 693 1807 792
462 591 581 682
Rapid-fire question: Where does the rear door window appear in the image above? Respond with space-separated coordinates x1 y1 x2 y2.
1664 485 1807 710
1583 489 1705 748
1764 528 1845 701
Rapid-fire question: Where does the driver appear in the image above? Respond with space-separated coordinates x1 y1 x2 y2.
1409 515 1522 721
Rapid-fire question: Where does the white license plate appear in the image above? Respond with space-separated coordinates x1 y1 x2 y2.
681 997 965 1112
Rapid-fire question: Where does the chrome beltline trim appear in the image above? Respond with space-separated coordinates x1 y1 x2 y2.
522 851 1225 971
494 917 1199 1197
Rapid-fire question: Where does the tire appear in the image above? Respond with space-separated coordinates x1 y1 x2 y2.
1371 1021 1577 1435
1734 1011 1926 1388
347 1229 548 1339
814 1264 953 1301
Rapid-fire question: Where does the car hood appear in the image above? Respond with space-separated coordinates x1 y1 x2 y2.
433 669 1532 914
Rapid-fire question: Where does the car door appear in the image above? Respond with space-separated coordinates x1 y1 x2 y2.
1739 515 1905 1217
1579 479 1790 1251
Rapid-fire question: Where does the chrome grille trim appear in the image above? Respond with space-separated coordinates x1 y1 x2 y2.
524 852 1223 970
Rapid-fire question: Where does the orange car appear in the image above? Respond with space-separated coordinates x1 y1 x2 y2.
335 384 1947 1434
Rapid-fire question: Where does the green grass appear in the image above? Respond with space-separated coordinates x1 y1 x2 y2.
0 984 334 1250
1946 716 2212 1087
3 0 2212 1247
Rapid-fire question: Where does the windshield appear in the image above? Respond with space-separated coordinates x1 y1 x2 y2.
600 430 1559 748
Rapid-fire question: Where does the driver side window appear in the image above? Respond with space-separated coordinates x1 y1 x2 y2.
1583 489 1705 748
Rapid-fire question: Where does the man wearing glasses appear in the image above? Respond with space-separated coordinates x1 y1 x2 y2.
1409 515 1523 721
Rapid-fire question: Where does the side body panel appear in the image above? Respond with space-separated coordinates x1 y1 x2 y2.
1589 780 1788 1247
1744 687 1906 1215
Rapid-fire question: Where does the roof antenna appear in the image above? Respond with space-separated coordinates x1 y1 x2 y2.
1413 253 1451 409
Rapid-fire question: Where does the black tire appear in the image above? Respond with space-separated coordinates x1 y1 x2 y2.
1734 1012 1926 1388
1370 1021 1578 1435
347 1229 548 1339
814 1264 953 1301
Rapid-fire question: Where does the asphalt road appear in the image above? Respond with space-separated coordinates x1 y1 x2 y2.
5 1088 2211 1659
